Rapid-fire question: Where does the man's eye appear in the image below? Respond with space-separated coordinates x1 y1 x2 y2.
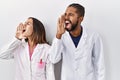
69 14 73 16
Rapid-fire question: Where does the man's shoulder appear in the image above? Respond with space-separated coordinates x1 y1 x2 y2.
83 26 102 40
84 26 100 35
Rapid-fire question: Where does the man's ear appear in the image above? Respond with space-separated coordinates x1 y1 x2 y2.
79 16 84 22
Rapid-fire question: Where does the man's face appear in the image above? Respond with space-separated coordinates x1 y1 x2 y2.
64 7 80 31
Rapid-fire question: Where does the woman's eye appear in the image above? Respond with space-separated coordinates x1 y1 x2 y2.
27 23 31 25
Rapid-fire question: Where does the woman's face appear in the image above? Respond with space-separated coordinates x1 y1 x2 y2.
23 18 33 38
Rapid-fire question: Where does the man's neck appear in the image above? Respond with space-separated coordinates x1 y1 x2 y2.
70 25 82 37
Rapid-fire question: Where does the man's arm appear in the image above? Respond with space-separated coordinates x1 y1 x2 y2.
49 37 63 64
92 34 105 80
49 15 65 64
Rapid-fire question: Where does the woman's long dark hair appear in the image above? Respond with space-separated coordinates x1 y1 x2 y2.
28 17 47 45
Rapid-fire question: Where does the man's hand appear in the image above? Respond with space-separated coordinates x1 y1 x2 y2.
56 15 66 39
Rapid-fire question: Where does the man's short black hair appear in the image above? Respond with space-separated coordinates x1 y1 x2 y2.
68 3 85 17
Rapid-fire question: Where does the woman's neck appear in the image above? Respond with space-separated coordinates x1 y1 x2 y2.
28 39 36 48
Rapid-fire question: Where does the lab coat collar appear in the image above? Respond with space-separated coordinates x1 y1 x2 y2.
20 39 27 48
76 26 88 49
30 44 45 61
81 26 87 40
21 39 44 49
65 26 88 49
20 40 45 61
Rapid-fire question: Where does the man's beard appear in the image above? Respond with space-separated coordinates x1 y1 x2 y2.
65 20 78 32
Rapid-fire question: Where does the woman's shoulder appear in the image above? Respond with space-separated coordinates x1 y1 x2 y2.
43 43 50 48
37 43 51 49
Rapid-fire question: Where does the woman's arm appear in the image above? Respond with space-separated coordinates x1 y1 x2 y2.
0 38 22 59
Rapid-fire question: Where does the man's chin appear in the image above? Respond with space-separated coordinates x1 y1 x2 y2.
65 27 72 32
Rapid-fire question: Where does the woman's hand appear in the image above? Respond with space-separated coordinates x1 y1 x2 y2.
15 23 26 40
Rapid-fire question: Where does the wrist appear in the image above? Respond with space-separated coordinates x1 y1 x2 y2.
56 33 62 39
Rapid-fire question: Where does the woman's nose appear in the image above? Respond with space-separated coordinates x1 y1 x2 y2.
23 23 26 26
22 24 26 29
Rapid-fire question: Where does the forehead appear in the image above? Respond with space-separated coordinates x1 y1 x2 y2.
65 7 77 13
26 18 33 23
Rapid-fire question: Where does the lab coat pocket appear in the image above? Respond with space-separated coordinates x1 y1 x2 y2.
35 59 46 75
37 59 46 69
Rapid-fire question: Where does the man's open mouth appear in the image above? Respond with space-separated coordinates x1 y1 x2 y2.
65 20 71 28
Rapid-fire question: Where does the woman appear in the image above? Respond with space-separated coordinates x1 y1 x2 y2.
0 17 55 80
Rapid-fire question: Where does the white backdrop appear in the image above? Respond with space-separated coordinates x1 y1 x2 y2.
0 0 120 80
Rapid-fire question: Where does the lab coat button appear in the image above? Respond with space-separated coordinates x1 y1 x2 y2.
75 49 78 52
75 68 79 71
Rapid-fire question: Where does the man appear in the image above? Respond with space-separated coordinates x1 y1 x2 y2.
50 3 105 80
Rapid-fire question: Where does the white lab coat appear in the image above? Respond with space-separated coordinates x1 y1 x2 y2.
50 26 105 80
0 38 55 80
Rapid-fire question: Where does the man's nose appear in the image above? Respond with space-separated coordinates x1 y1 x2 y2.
65 15 69 20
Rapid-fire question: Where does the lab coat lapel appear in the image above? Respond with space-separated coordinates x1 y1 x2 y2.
65 31 76 49
31 44 44 61
21 40 30 62
76 26 87 49
65 27 87 50
21 42 31 69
